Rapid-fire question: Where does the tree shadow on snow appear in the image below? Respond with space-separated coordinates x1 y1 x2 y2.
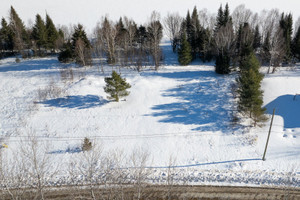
146 71 237 133
41 95 108 109
160 44 215 67
48 146 82 154
265 94 300 128
0 57 61 73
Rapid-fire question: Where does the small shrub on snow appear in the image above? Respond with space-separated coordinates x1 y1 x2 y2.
82 137 92 152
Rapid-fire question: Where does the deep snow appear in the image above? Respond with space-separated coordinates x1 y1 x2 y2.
0 43 299 187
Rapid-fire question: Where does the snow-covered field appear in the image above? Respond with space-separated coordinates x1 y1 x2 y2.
0 43 299 187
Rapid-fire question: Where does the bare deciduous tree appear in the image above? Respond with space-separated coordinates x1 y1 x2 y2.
129 147 152 200
232 4 253 32
269 28 286 73
0 148 29 200
75 38 86 66
163 12 182 52
77 141 103 200
259 9 280 42
147 11 163 71
166 155 177 200
99 17 118 64
19 130 58 200
214 23 235 55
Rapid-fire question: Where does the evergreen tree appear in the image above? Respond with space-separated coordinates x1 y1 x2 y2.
178 33 192 65
292 26 300 60
58 24 91 65
261 31 271 64
223 3 232 25
235 23 254 64
237 46 265 126
253 25 261 51
45 14 59 50
104 71 131 102
32 14 47 51
279 13 293 62
0 18 14 51
200 28 211 62
185 11 193 47
190 6 201 59
215 51 230 74
215 4 224 31
72 24 92 66
214 3 234 74
71 24 91 48
58 40 73 63
9 6 29 51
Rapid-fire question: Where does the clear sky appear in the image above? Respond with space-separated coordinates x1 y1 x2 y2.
1 0 299 34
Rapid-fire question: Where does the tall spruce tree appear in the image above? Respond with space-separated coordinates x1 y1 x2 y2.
45 14 59 51
190 6 201 59
214 3 234 74
253 25 261 51
32 14 47 51
237 44 265 126
279 13 293 63
261 31 271 64
9 6 29 52
185 11 193 48
71 24 92 66
292 26 300 60
215 5 224 31
178 32 192 65
235 23 254 64
0 18 14 51
104 71 131 102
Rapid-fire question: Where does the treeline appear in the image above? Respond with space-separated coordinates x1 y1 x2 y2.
0 6 64 58
2 5 300 72
171 4 300 73
59 11 164 71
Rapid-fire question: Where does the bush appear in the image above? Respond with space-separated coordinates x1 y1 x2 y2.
82 137 92 152
58 41 73 63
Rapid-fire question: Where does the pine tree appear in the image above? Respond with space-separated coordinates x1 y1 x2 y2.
45 14 59 51
279 13 293 63
178 33 192 65
215 5 224 32
235 23 254 64
9 6 29 52
253 25 261 51
185 11 193 47
0 18 14 51
32 14 47 52
237 46 265 126
223 3 232 25
190 6 201 59
214 3 234 74
72 24 92 66
215 51 230 74
261 31 271 64
292 26 300 60
58 40 73 63
104 71 131 102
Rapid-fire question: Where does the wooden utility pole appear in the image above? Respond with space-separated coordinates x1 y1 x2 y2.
262 108 276 161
